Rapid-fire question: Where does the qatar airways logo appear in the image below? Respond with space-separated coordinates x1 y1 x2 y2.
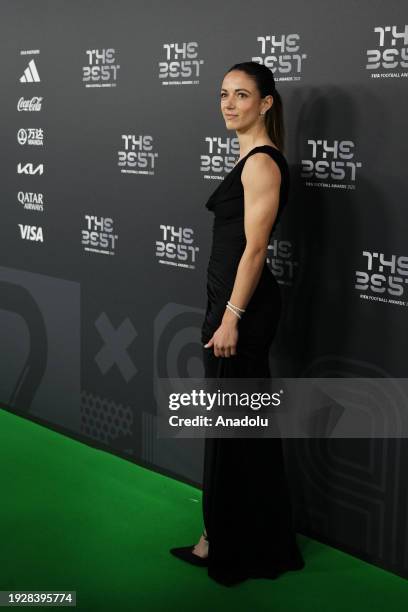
355 250 408 306
17 96 43 111
366 25 408 78
82 48 120 87
81 215 119 255
200 137 240 180
252 34 307 81
18 191 44 212
118 134 158 175
301 139 362 188
155 224 199 269
267 240 298 287
17 128 44 146
159 41 204 85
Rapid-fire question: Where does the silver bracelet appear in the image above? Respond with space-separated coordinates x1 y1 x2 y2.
226 303 241 319
227 300 246 313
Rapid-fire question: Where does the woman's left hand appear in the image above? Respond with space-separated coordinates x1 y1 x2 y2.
204 320 238 358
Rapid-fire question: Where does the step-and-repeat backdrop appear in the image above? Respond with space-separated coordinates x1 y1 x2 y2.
0 0 407 579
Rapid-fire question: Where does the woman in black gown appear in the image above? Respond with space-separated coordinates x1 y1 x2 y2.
170 61 305 586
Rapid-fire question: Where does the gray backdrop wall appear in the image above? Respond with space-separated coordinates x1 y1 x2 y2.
1 0 407 580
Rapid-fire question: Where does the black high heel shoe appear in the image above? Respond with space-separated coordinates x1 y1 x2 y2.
169 531 209 567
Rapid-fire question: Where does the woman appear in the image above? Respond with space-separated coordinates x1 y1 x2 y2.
170 61 305 586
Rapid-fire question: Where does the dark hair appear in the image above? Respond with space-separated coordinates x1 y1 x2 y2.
225 61 285 153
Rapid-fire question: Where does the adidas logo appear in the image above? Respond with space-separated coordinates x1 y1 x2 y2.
20 59 40 83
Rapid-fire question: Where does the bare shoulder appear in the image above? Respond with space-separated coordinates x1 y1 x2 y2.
241 151 282 188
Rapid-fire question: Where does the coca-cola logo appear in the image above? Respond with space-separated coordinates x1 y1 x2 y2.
17 96 43 112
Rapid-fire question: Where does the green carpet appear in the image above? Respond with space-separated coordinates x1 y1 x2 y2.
0 407 407 611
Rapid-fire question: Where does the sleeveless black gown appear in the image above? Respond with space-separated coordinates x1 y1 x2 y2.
200 145 305 586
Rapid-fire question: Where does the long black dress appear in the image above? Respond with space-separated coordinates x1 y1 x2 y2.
200 145 305 586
